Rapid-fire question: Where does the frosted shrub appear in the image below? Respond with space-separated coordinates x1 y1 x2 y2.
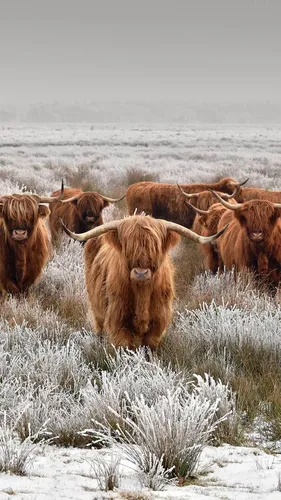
0 298 71 344
189 270 276 311
85 388 228 481
38 238 85 297
0 322 91 394
0 412 45 475
36 238 90 328
193 373 238 443
80 349 189 434
137 453 174 490
177 302 281 351
88 450 122 490
193 373 236 421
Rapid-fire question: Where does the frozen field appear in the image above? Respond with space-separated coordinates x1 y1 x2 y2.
1 123 281 194
1 123 281 499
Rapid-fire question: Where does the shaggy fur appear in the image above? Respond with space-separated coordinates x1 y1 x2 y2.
83 216 181 349
190 190 243 212
49 188 109 245
0 195 50 294
126 177 243 228
241 187 281 203
192 204 228 273
217 200 281 286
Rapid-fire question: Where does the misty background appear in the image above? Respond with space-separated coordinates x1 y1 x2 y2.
1 0 281 123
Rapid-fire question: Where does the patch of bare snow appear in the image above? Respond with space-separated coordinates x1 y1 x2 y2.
1 444 281 499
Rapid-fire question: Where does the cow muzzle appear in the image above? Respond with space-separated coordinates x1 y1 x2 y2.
250 232 264 242
130 267 152 283
12 229 28 241
85 216 97 223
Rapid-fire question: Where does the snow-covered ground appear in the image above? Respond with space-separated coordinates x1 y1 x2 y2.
1 443 281 499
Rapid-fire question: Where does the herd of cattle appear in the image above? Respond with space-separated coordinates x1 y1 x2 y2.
1 175 281 349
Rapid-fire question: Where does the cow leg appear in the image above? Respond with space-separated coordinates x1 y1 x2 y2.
92 315 104 334
143 320 167 350
206 247 219 274
1 280 20 295
257 253 269 276
109 328 135 350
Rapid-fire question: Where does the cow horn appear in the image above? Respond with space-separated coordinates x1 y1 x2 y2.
162 220 229 244
177 185 199 199
229 178 249 188
186 202 211 215
273 203 281 208
221 183 245 200
61 194 80 203
60 218 119 241
208 190 243 210
100 193 126 203
239 178 249 187
37 179 65 203
61 192 126 204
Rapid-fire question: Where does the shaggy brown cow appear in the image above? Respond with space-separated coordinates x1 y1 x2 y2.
49 187 125 245
212 192 281 286
177 182 246 212
240 186 281 203
126 177 245 228
61 215 227 349
0 190 63 295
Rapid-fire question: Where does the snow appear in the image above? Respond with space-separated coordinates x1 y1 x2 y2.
1 444 281 499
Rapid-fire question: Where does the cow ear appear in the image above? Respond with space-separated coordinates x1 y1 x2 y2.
0 206 3 218
164 231 181 252
71 199 78 206
38 205 50 218
102 200 109 209
104 229 122 251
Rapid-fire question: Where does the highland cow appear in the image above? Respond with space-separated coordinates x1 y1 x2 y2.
126 177 246 228
212 192 281 286
61 215 226 349
0 189 63 295
49 187 125 245
177 182 246 212
241 186 281 203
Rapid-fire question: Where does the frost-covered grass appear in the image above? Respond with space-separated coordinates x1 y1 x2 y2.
1 123 281 195
1 124 281 489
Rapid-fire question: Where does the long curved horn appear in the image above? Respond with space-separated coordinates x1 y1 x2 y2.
61 192 126 204
100 193 126 203
162 220 229 244
229 178 249 188
186 202 211 216
37 179 65 203
221 183 245 200
60 218 119 241
209 190 243 210
177 185 199 199
239 178 249 187
274 203 281 208
61 194 80 203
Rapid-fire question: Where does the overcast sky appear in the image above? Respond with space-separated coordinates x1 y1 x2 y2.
1 0 280 106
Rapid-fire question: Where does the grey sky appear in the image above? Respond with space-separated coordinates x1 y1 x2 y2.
1 0 281 105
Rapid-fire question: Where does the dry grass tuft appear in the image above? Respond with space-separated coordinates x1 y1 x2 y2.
126 167 160 186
